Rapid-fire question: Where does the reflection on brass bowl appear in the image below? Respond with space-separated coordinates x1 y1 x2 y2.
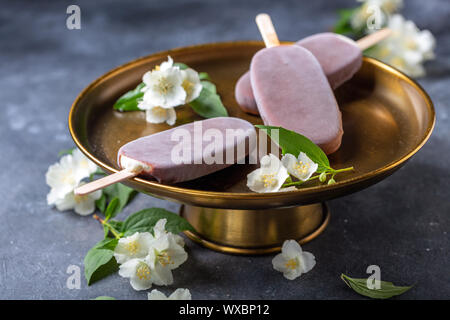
69 41 435 254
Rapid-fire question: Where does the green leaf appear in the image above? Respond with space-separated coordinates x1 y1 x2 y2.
93 296 116 300
113 83 145 112
333 8 357 35
105 197 120 220
104 220 124 238
96 194 107 213
58 148 75 157
255 125 330 172
199 72 211 81
173 62 189 70
84 246 118 285
103 220 124 239
108 220 124 232
94 237 119 250
103 183 137 213
103 224 109 239
122 208 195 237
200 80 216 93
189 82 228 118
341 274 413 299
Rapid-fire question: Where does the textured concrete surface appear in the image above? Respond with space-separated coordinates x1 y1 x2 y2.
0 0 449 300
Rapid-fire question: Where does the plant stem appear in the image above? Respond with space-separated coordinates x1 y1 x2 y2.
93 214 122 239
330 166 354 174
282 166 354 188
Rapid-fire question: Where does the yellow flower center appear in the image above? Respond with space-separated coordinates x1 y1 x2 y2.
405 39 417 50
158 251 174 267
136 263 151 280
126 241 139 255
391 56 406 68
151 106 167 117
62 170 75 185
382 2 396 13
182 79 194 95
73 194 87 204
157 77 173 94
377 47 391 58
285 258 298 270
79 159 89 169
295 161 310 176
261 174 277 188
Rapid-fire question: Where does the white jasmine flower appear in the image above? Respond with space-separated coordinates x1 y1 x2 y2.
153 234 188 271
358 0 403 14
48 182 102 216
142 57 186 108
159 56 175 71
272 240 316 280
153 218 185 247
130 219 187 286
281 152 318 182
368 14 436 77
72 149 98 179
181 68 202 103
114 232 154 264
138 100 177 125
351 0 403 30
148 288 192 300
247 154 289 193
46 154 80 200
153 227 188 270
118 254 164 291
46 149 100 214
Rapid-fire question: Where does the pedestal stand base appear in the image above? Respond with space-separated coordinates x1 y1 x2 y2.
180 203 330 255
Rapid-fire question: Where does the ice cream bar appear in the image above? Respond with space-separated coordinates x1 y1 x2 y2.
296 33 362 89
236 30 392 115
234 71 259 115
117 117 256 184
250 45 343 154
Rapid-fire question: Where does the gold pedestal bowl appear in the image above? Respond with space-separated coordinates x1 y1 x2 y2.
69 42 435 255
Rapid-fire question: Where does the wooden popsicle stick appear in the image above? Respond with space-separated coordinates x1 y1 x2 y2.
255 13 280 48
356 28 392 51
74 169 138 196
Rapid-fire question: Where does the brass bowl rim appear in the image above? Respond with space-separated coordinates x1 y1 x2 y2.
69 41 436 200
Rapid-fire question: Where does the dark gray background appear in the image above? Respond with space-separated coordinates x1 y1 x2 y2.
0 0 448 300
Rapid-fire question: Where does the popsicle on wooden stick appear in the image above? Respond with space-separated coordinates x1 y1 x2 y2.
250 14 343 154
235 28 391 115
75 117 256 196
297 29 391 89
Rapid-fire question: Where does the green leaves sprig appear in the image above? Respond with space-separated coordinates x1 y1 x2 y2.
84 206 195 285
95 182 137 217
341 274 413 299
333 8 360 36
113 62 228 119
58 148 75 157
112 83 145 112
256 125 354 187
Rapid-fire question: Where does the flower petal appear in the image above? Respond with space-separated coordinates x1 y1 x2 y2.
300 251 316 274
282 240 302 257
247 154 289 193
147 289 168 300
168 288 192 300
272 253 288 273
